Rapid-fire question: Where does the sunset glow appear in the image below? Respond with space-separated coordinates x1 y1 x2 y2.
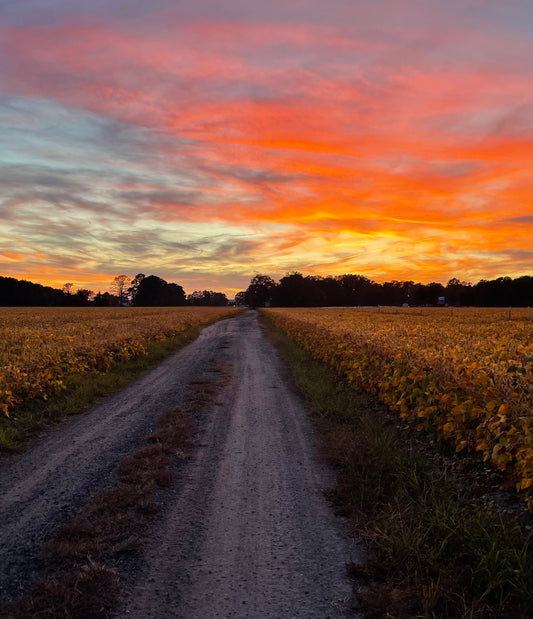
1 1 531 296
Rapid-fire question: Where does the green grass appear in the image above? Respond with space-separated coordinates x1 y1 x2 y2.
260 312 533 619
0 325 206 453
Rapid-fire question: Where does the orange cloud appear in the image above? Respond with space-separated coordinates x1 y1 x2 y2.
0 14 530 293
0 252 24 261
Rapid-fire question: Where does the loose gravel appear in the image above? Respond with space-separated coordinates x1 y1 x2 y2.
1 311 362 618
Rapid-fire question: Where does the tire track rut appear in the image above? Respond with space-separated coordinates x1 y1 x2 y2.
118 311 358 618
1 311 361 617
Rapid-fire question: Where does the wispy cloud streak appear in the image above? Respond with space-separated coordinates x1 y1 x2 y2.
0 1 531 294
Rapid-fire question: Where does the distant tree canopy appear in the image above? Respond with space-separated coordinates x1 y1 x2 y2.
127 273 145 305
245 274 276 308
234 291 247 306
111 275 129 306
187 290 228 306
0 274 188 307
239 273 533 308
92 291 120 307
133 275 186 306
0 276 88 306
1 272 531 308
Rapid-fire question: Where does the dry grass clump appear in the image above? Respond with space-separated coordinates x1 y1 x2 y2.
1 563 120 619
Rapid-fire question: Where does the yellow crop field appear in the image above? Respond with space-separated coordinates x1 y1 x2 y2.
264 307 533 505
0 306 239 417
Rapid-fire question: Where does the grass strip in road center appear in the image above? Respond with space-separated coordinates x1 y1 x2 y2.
259 312 533 619
0 360 232 619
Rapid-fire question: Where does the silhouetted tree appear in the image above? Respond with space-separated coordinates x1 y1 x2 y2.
73 289 93 306
274 272 327 306
0 276 66 306
167 283 186 305
234 291 247 306
337 274 373 305
510 276 533 307
93 291 120 306
315 276 342 306
127 273 145 305
381 281 403 305
111 275 130 306
245 274 276 307
1 273 531 308
187 290 228 306
241 273 532 307
134 275 186 306
446 278 472 306
412 282 445 305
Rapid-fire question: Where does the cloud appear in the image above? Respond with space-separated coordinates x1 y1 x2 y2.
498 215 533 225
0 4 531 294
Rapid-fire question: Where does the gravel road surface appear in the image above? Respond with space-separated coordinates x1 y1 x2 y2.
0 316 237 604
0 311 360 617
119 311 358 618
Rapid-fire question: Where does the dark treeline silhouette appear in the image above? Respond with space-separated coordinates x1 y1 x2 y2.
2 272 531 308
239 273 533 308
187 290 229 306
132 274 186 306
0 274 228 307
0 276 87 306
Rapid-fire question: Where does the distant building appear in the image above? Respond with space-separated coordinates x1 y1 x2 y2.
437 296 446 306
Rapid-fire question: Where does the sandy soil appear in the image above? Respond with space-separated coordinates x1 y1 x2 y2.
0 311 361 617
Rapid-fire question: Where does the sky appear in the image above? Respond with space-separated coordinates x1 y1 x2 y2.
0 1 531 298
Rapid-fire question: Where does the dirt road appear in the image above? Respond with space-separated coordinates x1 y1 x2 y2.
1 311 359 617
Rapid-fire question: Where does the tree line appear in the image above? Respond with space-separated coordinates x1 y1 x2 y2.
0 274 229 307
237 273 533 308
1 272 531 308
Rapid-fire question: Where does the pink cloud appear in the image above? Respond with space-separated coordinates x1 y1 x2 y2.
0 13 530 288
